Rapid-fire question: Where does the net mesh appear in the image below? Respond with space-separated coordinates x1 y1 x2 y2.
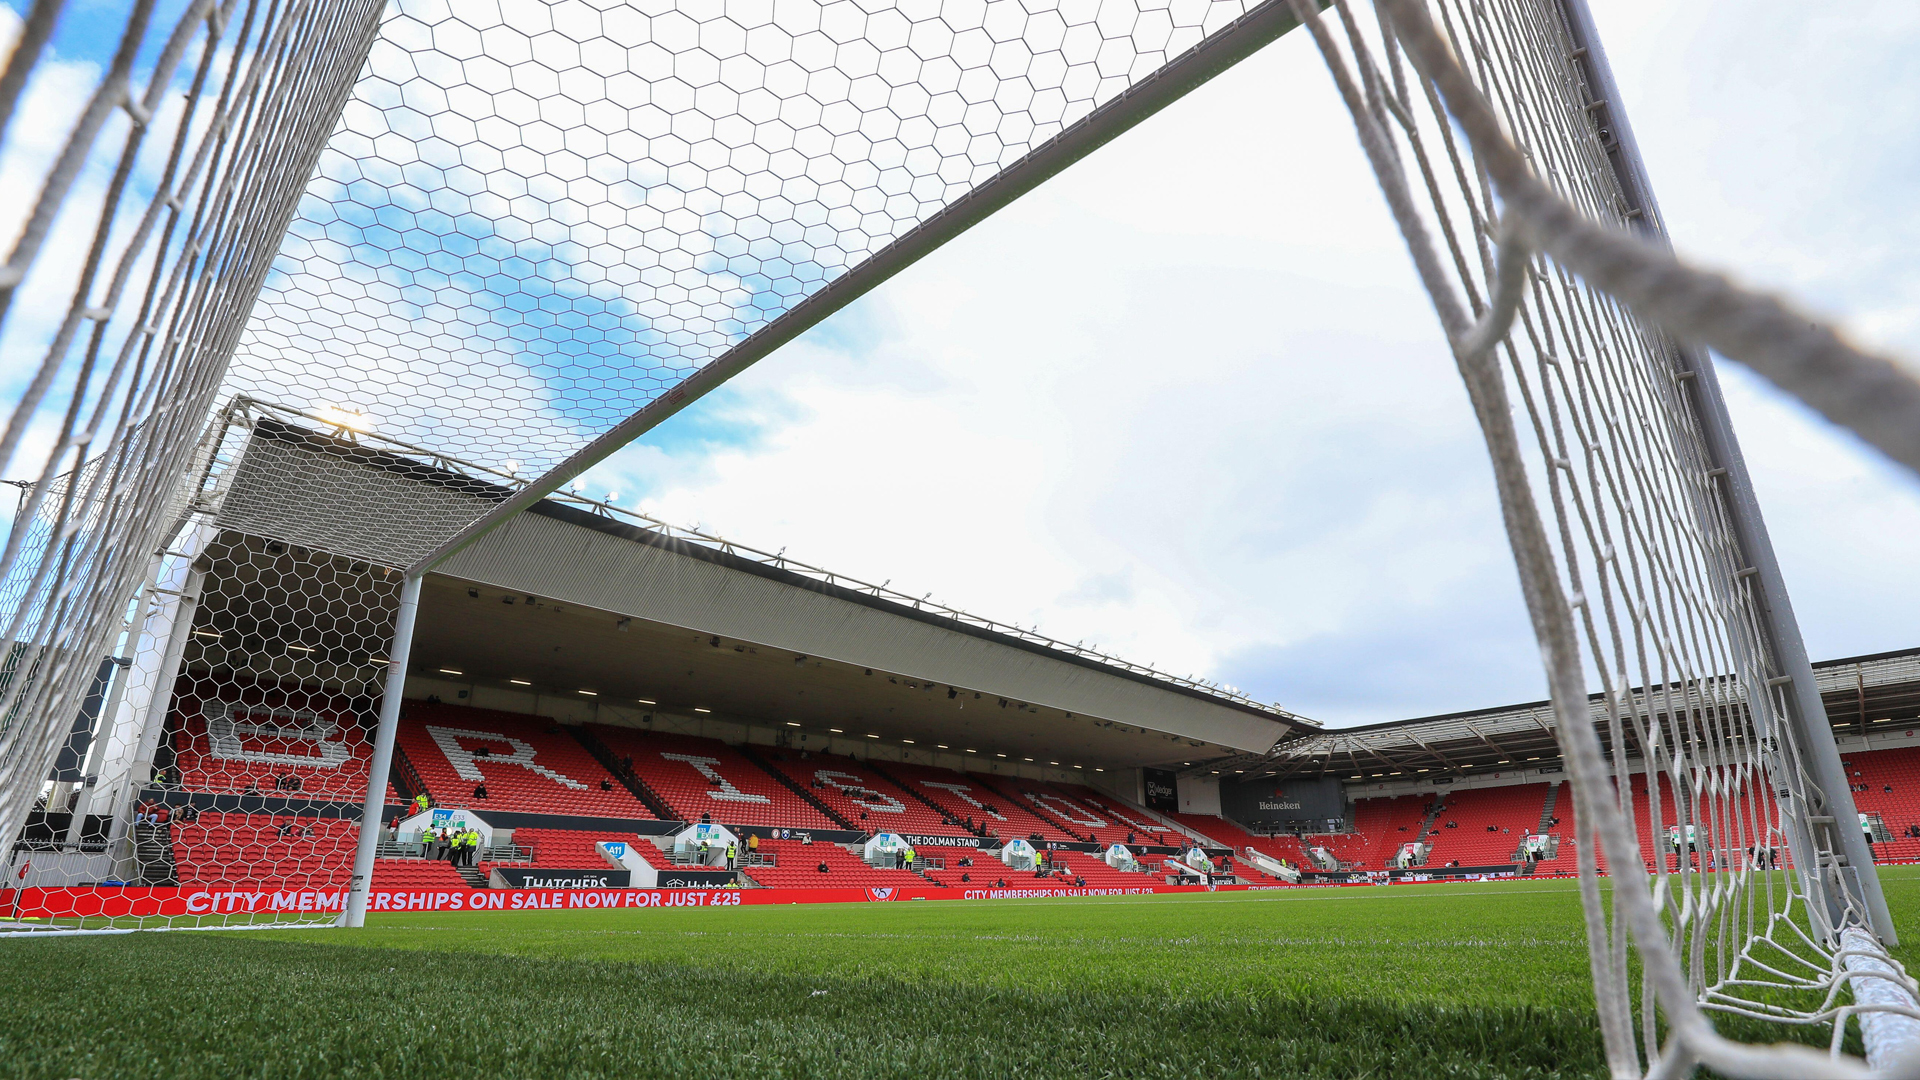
1285 0 1919 1072
4 0 1919 1073
0 0 388 918
1 0 1312 927
227 0 1284 475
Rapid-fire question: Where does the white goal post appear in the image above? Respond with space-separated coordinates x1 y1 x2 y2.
1283 0 1920 1072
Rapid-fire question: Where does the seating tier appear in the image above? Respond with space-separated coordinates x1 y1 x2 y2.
1042 850 1154 888
1844 746 1920 858
879 762 1076 842
591 727 835 830
399 704 648 817
1424 784 1548 866
168 682 380 801
758 752 955 834
170 812 464 892
1043 782 1179 846
505 828 635 867
740 839 935 889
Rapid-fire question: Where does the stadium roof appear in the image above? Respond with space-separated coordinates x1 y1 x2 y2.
1195 647 1920 781
212 402 1307 767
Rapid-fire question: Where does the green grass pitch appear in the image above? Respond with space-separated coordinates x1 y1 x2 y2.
4 868 1916 1078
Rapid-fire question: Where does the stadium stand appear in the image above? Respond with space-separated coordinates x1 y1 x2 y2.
368 858 475 890
1040 850 1149 888
168 812 467 891
1167 812 1256 848
973 774 1103 840
1845 747 1920 863
757 752 955 834
739 839 937 889
167 683 386 801
589 727 836 830
1168 813 1310 865
169 812 354 889
485 828 632 874
1046 783 1180 845
398 704 648 817
879 762 1077 842
1424 784 1549 866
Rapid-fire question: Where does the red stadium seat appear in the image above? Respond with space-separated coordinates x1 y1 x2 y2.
590 727 836 830
740 839 937 888
757 752 956 834
1423 784 1549 866
877 762 1076 842
168 680 377 801
398 704 649 817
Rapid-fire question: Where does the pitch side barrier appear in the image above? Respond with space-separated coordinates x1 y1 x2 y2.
13 882 1285 919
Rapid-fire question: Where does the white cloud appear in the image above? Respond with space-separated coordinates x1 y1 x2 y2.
589 6 1920 728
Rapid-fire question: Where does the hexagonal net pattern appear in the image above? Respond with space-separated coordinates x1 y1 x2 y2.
0 0 389 923
6 0 1315 930
1287 0 1918 1073
227 0 1275 477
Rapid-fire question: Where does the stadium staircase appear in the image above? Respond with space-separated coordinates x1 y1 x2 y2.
861 759 968 830
568 725 679 821
389 745 425 807
1537 783 1561 834
972 776 1093 842
132 821 179 886
735 744 856 829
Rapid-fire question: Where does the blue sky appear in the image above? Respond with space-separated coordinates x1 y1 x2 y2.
573 2 1920 726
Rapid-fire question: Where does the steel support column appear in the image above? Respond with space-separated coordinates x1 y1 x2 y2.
343 573 423 928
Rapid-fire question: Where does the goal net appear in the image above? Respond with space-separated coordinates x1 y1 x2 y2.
1284 0 1920 1073
3 0 1919 1073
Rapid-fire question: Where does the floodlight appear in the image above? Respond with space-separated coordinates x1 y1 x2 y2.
509 679 531 686
579 690 597 696
694 707 711 713
312 404 374 434
438 668 462 676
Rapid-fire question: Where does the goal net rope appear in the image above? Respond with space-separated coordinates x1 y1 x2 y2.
1285 0 1920 1073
